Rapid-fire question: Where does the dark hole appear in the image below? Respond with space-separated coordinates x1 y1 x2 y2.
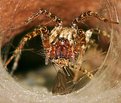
1 27 56 92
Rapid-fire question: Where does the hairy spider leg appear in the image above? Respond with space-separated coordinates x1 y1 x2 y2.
25 8 63 26
72 29 95 82
71 11 119 28
5 26 50 74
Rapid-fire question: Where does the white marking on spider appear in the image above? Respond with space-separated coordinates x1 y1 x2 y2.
85 29 93 43
50 27 77 44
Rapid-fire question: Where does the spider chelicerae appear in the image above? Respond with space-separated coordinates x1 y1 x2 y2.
4 8 118 95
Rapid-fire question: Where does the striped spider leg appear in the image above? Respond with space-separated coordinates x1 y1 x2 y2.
25 8 62 26
5 26 50 75
71 11 119 28
72 29 95 83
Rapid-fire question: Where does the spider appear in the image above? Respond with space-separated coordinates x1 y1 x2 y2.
4 9 118 95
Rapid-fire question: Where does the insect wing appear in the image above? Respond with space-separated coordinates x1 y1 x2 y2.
52 68 74 95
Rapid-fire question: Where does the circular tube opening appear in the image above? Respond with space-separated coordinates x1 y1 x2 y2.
0 0 121 103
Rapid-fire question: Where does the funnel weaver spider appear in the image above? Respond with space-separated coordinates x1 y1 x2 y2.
4 9 118 95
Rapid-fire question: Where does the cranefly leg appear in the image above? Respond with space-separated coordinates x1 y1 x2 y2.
25 8 63 26
5 26 50 74
71 11 119 28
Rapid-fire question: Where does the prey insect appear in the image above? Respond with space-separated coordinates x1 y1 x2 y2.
4 9 119 95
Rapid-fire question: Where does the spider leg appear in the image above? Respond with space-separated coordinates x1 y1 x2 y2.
5 26 50 74
25 9 63 26
73 28 110 82
72 29 94 82
71 11 119 28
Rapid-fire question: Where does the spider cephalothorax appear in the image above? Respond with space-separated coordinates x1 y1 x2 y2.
4 9 118 95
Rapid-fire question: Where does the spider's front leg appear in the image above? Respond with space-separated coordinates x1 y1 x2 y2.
25 8 63 26
5 26 50 74
71 11 119 28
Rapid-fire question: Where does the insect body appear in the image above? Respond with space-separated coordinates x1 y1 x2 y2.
4 9 119 95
